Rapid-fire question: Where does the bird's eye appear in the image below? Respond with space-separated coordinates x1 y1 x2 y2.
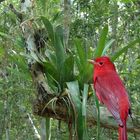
99 62 103 65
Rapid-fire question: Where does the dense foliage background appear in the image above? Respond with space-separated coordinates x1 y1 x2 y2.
0 0 140 140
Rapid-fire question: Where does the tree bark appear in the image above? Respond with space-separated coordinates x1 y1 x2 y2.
110 1 118 54
63 0 71 48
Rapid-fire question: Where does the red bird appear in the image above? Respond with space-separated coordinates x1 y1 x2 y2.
89 56 131 140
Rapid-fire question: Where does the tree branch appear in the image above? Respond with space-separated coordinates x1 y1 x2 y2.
33 94 140 134
31 63 140 134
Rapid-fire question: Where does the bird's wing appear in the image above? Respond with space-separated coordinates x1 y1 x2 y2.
94 72 127 126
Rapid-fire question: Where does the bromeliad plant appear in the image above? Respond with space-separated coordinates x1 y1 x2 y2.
41 16 75 93
24 17 139 140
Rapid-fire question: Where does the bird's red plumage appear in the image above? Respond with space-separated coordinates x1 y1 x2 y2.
90 56 130 140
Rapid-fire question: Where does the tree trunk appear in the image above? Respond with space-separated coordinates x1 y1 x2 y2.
63 0 71 48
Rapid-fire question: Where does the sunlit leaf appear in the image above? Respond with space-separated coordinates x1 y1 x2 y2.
111 39 140 62
52 11 62 22
94 25 108 57
102 39 115 55
82 84 89 139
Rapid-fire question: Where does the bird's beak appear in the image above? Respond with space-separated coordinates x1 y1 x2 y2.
88 59 95 64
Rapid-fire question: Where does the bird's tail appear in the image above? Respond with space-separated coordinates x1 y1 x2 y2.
118 121 127 140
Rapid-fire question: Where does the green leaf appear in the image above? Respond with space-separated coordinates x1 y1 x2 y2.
67 81 80 106
41 17 55 43
82 84 89 139
10 54 27 70
82 84 88 116
92 86 100 140
0 46 4 57
111 39 140 62
54 31 65 74
121 0 134 3
44 61 58 82
66 81 84 140
55 25 64 45
0 31 12 39
45 73 60 94
45 49 57 66
74 39 92 85
94 25 108 57
40 0 47 13
63 55 75 82
52 11 62 22
102 39 115 55
74 39 86 66
46 118 51 140
95 96 100 140
15 36 25 48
